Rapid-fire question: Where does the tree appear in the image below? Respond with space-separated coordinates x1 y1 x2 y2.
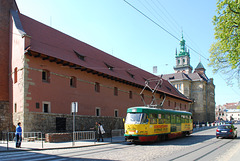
209 0 240 86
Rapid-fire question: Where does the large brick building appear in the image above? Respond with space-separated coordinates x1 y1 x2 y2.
0 0 192 133
163 35 215 123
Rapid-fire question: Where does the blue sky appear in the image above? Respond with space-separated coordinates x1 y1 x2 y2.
15 0 240 106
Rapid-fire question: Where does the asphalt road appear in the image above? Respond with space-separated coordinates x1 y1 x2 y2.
157 124 240 161
1 125 240 161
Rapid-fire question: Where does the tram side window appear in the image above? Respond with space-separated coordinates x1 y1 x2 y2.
189 116 192 123
181 115 185 123
185 115 189 123
149 113 158 124
165 114 170 124
141 113 148 124
176 115 181 124
158 114 164 124
171 115 176 124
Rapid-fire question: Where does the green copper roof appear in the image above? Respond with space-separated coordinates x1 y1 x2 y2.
176 34 190 58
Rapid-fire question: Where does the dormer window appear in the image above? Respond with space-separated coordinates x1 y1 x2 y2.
74 50 85 61
126 71 134 78
104 63 114 71
166 85 171 91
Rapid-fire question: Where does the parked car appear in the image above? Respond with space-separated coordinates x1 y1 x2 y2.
216 124 237 139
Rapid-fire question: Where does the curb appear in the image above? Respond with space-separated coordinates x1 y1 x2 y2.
0 140 125 153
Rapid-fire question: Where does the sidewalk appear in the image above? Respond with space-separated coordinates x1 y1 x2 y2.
0 137 125 152
0 126 223 153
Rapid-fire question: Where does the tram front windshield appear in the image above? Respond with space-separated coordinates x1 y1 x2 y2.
125 113 147 124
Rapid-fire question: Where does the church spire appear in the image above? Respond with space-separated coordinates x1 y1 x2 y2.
174 33 192 74
176 33 190 58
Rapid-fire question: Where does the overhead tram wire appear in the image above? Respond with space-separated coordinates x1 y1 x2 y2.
155 0 182 33
139 0 180 38
153 1 206 59
148 0 181 37
143 0 203 60
123 0 240 98
123 0 180 42
123 0 209 62
139 0 208 62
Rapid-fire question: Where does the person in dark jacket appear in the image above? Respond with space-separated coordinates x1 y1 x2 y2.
15 122 22 148
97 123 105 142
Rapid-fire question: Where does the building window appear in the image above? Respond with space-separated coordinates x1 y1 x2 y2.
14 67 18 83
114 109 118 117
95 82 100 93
96 107 100 116
183 59 185 64
114 87 118 96
42 69 50 82
168 100 170 107
176 84 182 90
36 102 40 109
43 102 51 113
174 102 176 107
70 76 77 88
178 59 180 65
129 91 133 99
180 103 182 109
14 103 17 113
185 104 186 109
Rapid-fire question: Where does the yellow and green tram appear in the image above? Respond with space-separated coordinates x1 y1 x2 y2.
124 106 193 142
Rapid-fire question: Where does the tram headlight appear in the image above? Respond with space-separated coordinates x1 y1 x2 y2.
136 130 138 133
125 129 127 133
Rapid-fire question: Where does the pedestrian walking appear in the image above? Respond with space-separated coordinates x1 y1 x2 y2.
15 122 22 148
90 122 98 142
98 122 105 142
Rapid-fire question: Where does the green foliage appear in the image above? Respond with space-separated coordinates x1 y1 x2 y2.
209 0 240 86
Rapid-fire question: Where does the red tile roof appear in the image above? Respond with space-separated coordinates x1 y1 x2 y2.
18 13 191 102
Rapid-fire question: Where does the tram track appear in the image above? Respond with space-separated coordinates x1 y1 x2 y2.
194 139 234 161
166 138 235 161
3 127 237 161
33 143 134 158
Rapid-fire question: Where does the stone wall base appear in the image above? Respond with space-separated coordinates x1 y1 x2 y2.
24 112 124 134
0 101 14 133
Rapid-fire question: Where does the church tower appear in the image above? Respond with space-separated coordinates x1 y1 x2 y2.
174 35 192 74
